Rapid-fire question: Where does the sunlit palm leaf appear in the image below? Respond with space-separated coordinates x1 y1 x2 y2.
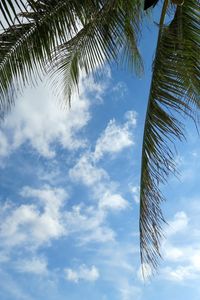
140 0 200 272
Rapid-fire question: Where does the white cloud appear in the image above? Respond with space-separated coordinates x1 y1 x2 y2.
130 185 140 204
69 154 108 186
20 185 67 218
191 254 200 271
1 87 89 158
83 69 111 103
65 265 99 283
163 244 183 261
0 131 9 157
162 244 200 282
162 265 193 282
69 112 136 212
112 82 128 100
69 154 129 213
161 249 200 282
166 211 189 237
99 192 128 211
98 241 137 273
160 206 200 283
64 205 115 244
94 112 137 160
0 73 109 159
15 256 48 275
0 184 117 255
119 281 141 300
0 186 67 249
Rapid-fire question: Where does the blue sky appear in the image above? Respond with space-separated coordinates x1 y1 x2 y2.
1 6 200 300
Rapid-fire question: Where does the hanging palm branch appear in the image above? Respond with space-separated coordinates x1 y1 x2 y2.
0 0 143 113
49 0 143 106
140 0 200 272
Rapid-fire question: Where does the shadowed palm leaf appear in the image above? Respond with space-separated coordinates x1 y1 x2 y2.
0 0 143 112
140 0 200 272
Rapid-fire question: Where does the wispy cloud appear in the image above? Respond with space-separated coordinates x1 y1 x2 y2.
94 111 137 161
69 110 137 214
15 256 48 275
64 204 115 244
69 153 109 186
65 264 99 283
160 205 200 283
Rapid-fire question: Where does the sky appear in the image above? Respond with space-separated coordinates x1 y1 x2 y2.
1 5 200 300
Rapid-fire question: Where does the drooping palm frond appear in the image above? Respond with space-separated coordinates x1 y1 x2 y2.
140 0 200 272
0 0 144 113
49 0 143 106
0 0 87 112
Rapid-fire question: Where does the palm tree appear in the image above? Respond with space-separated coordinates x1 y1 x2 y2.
0 0 199 274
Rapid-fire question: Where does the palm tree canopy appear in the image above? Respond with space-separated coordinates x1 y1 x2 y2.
0 0 199 275
0 0 143 112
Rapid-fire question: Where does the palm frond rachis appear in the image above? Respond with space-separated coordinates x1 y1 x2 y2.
140 0 200 272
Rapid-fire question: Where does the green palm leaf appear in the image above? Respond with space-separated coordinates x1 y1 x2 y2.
140 0 200 272
0 0 143 112
0 0 83 112
49 0 143 105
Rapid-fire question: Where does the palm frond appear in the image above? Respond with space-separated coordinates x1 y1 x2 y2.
0 0 100 113
49 0 144 106
140 0 200 272
0 0 144 113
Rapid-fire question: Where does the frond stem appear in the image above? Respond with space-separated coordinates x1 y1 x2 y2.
139 0 169 271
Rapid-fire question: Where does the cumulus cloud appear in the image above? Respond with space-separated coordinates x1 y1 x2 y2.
0 88 89 158
69 154 108 186
0 184 116 256
162 245 200 282
15 256 48 275
0 72 109 159
69 111 136 213
20 186 67 218
65 265 99 283
0 186 67 249
160 208 200 283
0 71 140 299
94 111 137 161
163 244 184 261
99 192 128 211
69 154 129 213
166 211 189 237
